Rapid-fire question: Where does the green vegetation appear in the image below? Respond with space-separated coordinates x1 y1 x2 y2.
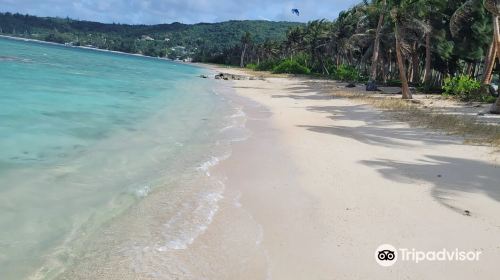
331 64 362 82
255 60 281 71
443 75 482 101
0 12 300 60
246 63 258 70
272 59 311 74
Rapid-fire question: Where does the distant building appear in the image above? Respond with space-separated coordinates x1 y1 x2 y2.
141 35 154 41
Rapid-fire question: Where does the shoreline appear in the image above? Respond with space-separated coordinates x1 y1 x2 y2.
6 49 499 278
0 34 187 63
202 65 500 279
0 38 239 280
47 73 259 280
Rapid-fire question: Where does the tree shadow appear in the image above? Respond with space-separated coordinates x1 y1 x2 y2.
233 86 270 90
270 79 364 100
299 104 460 148
361 155 500 211
267 78 500 211
272 93 335 100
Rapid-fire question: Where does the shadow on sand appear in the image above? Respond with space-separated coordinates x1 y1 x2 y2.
299 104 460 148
361 155 500 212
272 79 500 211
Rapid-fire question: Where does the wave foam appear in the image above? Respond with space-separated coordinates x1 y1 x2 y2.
134 185 151 198
157 181 225 251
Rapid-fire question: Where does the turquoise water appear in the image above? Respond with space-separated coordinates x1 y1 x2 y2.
0 38 239 279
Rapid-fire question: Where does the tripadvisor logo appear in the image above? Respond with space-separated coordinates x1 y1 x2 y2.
375 244 482 267
375 244 397 267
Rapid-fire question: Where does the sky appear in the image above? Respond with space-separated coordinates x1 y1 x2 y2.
0 0 360 25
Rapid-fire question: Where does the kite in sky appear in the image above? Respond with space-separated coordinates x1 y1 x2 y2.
291 9 300 16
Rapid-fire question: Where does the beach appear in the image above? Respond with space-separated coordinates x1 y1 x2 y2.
2 35 500 278
3 2 500 278
198 66 500 279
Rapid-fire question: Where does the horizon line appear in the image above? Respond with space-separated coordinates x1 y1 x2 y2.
0 10 313 26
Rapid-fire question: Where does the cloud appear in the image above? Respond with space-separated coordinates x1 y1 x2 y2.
0 0 360 24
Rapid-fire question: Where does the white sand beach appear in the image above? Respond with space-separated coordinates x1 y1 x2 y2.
4 2 500 278
56 66 500 280
202 66 500 279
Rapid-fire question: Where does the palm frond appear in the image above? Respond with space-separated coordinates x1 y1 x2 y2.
484 0 500 16
450 0 476 37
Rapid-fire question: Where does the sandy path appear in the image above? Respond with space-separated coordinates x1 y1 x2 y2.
209 67 500 280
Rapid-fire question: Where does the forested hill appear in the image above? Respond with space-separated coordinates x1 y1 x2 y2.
0 12 301 60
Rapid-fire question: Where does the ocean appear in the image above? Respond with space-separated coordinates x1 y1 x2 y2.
0 37 247 279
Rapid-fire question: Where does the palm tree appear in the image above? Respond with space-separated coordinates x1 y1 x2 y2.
285 27 303 60
240 32 252 68
483 15 499 86
390 0 414 99
394 19 412 99
484 0 500 113
367 0 387 91
387 0 432 99
421 0 444 87
304 20 331 74
482 32 497 84
330 6 366 68
304 19 331 74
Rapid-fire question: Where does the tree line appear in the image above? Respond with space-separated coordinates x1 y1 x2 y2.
211 0 500 113
0 12 299 60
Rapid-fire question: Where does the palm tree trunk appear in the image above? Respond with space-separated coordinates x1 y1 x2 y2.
240 44 247 68
381 57 387 83
493 15 500 60
388 49 392 78
466 63 474 76
491 15 500 114
423 31 432 86
395 23 412 99
370 0 386 82
411 42 419 84
482 19 499 84
366 8 385 91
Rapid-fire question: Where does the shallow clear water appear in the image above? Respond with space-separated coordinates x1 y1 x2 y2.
0 38 239 279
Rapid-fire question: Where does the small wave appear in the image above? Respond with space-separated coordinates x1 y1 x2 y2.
219 124 234 133
218 126 251 142
134 185 151 198
196 153 230 176
153 152 231 251
218 107 251 142
197 156 220 176
230 107 246 118
157 181 225 251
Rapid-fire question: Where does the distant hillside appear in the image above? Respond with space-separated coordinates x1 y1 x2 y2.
0 12 302 60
